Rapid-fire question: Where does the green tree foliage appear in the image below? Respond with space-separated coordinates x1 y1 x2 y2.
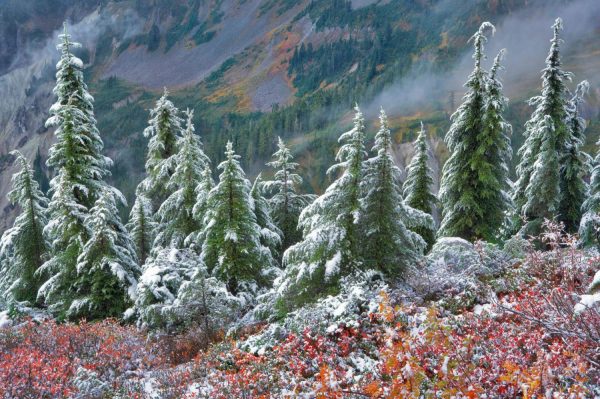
38 171 88 317
277 106 366 311
439 22 511 242
263 137 315 253
69 188 140 320
361 109 430 274
126 195 156 265
201 142 276 294
403 122 437 250
45 23 111 210
154 109 210 250
0 151 49 306
513 19 573 236
251 174 282 262
137 88 183 211
559 81 591 233
186 166 215 251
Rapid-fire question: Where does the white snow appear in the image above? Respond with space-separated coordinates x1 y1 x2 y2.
575 292 600 314
324 251 342 279
0 311 11 329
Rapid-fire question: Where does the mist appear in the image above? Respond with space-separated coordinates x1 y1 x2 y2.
364 0 600 118
14 7 145 75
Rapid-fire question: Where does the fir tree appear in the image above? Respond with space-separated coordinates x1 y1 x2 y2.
172 261 243 341
201 142 275 294
40 26 126 318
45 23 111 209
37 172 88 316
403 122 437 250
278 106 366 310
186 166 215 250
513 19 573 235
0 151 49 306
580 140 600 248
126 195 156 265
439 22 510 242
251 173 282 261
69 188 140 320
263 138 315 252
137 88 183 211
154 109 209 249
361 109 430 274
40 98 93 316
482 49 513 234
131 248 197 330
559 81 591 233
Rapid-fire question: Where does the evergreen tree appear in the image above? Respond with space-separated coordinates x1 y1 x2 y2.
45 23 111 209
40 26 127 318
126 195 156 265
439 22 510 242
137 88 183 211
559 81 591 233
521 115 560 232
251 173 282 261
0 151 49 306
154 109 210 249
263 138 315 252
172 261 243 342
37 171 88 316
130 248 196 330
361 109 430 274
482 49 513 234
277 106 366 310
403 122 437 249
40 98 93 316
580 140 600 248
69 188 140 320
201 142 275 294
513 19 573 235
186 166 215 250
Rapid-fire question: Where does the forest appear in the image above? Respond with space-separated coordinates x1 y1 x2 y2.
0 14 598 399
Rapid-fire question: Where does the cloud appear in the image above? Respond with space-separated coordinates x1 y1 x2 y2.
364 0 600 117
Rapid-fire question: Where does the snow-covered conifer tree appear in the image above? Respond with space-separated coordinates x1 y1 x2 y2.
251 173 282 261
277 106 366 310
202 142 275 294
513 19 573 236
69 188 140 320
521 115 560 233
185 166 215 249
361 109 430 274
172 261 244 340
45 23 111 209
37 171 88 316
137 88 183 211
0 151 49 306
439 22 510 242
126 195 156 265
263 137 315 251
403 122 437 249
481 49 513 235
40 26 128 317
130 248 197 330
154 109 210 249
559 81 591 233
580 141 600 248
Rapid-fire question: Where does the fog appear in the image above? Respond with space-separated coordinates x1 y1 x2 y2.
364 0 600 118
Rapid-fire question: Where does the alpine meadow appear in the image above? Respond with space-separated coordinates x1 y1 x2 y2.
0 0 599 397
